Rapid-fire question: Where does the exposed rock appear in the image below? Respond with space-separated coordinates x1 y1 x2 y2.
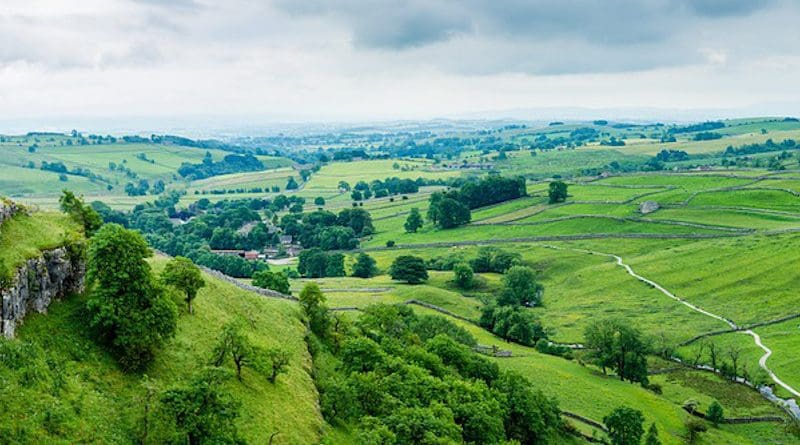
638 200 660 214
0 199 24 228
1 247 85 338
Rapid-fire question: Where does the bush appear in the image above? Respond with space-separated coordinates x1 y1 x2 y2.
452 262 474 289
386 240 396 247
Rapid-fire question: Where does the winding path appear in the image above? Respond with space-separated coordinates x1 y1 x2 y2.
541 244 800 400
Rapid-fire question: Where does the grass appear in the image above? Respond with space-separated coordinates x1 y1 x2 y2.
304 159 460 190
2 256 322 444
688 189 800 212
0 211 81 277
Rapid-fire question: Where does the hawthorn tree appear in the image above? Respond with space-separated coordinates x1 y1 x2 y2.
548 181 568 203
604 406 645 445
389 255 429 284
404 207 424 233
59 189 103 235
352 253 378 278
160 367 242 444
453 262 474 289
161 256 205 314
252 270 290 295
212 320 257 381
498 266 543 306
86 223 177 370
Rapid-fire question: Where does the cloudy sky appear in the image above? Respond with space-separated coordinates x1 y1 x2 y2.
1 0 799 129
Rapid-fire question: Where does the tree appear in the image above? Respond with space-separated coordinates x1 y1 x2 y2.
86 224 178 370
584 319 649 383
389 255 429 284
314 196 326 207
267 348 290 383
299 283 330 337
706 401 724 427
352 253 378 278
252 270 290 294
452 262 474 289
495 371 561 443
286 176 299 190
160 367 242 445
351 190 363 201
161 256 205 314
603 407 645 445
212 320 258 381
498 266 543 306
59 190 103 236
548 181 568 203
404 207 423 233
428 194 471 229
644 422 661 445
684 417 707 444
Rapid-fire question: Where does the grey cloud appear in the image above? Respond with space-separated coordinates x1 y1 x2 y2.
277 0 781 50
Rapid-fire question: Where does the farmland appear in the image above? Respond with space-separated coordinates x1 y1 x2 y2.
2 118 800 443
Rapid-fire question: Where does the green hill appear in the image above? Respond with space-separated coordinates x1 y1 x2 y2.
0 255 322 444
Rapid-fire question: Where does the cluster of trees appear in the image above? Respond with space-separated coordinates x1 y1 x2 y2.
456 175 527 209
279 208 374 250
600 137 626 146
39 161 107 183
297 248 345 278
479 266 547 346
310 301 565 444
668 121 725 134
723 138 797 157
654 149 690 162
425 246 521 273
92 196 279 277
693 131 722 141
177 153 264 180
343 177 422 201
583 318 650 384
124 179 152 196
426 175 527 230
108 160 139 179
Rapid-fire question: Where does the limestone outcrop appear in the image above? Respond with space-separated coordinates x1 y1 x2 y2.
1 246 85 338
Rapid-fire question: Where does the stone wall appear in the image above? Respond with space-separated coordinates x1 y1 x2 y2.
1 247 85 338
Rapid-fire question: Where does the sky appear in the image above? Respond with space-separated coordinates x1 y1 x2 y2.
1 0 799 130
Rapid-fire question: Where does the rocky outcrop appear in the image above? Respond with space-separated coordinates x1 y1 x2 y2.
1 247 85 338
638 200 660 214
0 199 23 227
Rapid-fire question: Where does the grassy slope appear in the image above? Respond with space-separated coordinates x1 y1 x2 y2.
2 256 321 444
0 210 81 275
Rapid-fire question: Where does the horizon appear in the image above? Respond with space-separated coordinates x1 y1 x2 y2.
2 0 799 129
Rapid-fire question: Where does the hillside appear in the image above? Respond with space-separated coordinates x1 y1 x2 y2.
0 255 322 444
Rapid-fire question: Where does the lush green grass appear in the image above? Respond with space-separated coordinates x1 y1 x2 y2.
0 165 108 196
620 233 800 325
304 159 460 190
2 256 322 444
0 211 81 277
688 189 800 212
648 207 800 230
185 167 297 193
493 149 649 179
366 214 728 247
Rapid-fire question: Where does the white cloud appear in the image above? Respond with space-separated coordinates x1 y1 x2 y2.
0 0 797 128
